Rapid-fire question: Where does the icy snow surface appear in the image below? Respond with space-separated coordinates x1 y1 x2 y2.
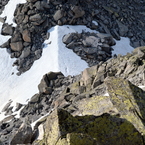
112 37 134 55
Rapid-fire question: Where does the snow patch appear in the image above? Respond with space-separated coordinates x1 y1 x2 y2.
112 37 134 56
92 20 98 26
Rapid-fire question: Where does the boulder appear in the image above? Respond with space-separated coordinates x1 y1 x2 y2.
1 101 12 112
53 10 64 21
105 77 145 135
38 74 51 94
0 17 5 23
0 39 10 48
62 33 74 44
22 29 31 42
97 33 115 45
20 47 31 58
82 36 99 47
29 14 45 25
11 32 22 43
10 122 33 144
10 41 23 52
43 108 143 145
81 65 98 87
14 103 23 112
1 23 14 36
71 6 85 18
38 72 63 94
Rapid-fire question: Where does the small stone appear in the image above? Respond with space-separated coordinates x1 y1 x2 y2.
71 6 85 18
62 33 74 44
22 30 31 42
53 10 64 21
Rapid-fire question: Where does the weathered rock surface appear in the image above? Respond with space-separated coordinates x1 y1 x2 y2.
1 23 14 36
38 72 64 94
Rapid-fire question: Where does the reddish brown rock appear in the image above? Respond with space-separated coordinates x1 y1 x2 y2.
22 30 31 42
10 41 23 52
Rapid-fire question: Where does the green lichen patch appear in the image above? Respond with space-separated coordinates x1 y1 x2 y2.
43 109 144 145
105 77 145 134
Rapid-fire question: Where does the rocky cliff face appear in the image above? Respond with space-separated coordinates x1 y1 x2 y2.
1 47 145 144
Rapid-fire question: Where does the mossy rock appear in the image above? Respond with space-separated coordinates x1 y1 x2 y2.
105 77 145 135
56 133 98 145
43 109 144 145
73 95 118 116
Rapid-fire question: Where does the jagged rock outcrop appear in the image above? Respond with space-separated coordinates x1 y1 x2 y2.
33 76 145 144
0 0 145 144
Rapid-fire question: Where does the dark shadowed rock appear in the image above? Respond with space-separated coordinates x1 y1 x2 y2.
42 108 144 145
14 103 23 112
0 39 10 48
1 101 12 112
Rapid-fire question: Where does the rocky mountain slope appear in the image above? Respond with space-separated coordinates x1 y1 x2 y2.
0 0 145 144
0 0 145 74
1 46 145 144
